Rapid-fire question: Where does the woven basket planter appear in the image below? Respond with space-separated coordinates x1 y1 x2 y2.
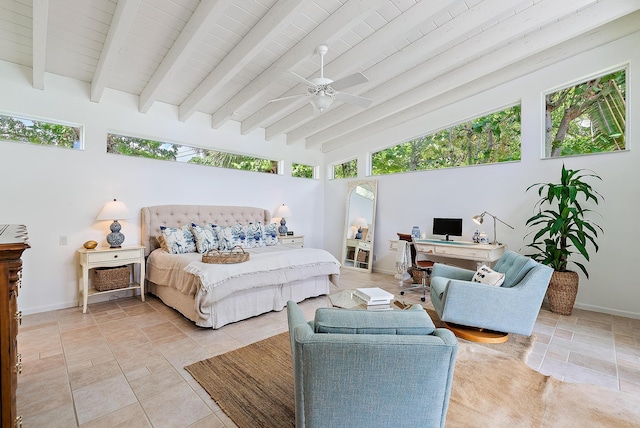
546 270 579 315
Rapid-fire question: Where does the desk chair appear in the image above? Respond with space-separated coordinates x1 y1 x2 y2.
397 233 433 302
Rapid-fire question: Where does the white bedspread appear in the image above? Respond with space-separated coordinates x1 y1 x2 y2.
184 247 340 300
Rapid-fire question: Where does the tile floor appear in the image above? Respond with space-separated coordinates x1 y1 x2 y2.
17 269 640 427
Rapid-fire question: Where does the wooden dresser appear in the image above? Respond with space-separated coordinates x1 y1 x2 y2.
0 225 29 428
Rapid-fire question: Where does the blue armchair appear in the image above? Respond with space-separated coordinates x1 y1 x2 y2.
429 250 553 336
286 301 458 428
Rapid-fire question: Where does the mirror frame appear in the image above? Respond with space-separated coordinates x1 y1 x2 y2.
342 179 378 273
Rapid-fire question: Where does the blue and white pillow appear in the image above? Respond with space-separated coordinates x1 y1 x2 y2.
159 225 197 254
217 223 246 250
190 223 219 253
264 223 279 246
245 222 265 248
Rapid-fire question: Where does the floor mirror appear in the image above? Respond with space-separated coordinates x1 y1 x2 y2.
342 180 377 273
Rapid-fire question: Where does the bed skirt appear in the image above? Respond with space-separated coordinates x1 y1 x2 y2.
147 275 331 329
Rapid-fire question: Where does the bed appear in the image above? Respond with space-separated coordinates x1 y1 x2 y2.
141 205 340 328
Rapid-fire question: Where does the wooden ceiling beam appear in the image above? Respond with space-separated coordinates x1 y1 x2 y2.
318 3 640 152
208 0 388 129
240 0 460 137
303 0 602 149
280 0 549 144
178 0 306 122
90 0 141 103
139 0 231 113
31 0 49 90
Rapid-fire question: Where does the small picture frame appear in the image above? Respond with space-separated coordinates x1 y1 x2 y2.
287 231 294 236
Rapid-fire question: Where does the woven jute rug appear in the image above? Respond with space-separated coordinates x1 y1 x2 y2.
186 330 640 428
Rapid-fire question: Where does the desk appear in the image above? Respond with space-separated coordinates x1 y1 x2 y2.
389 239 505 266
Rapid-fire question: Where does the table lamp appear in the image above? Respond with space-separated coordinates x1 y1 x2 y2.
96 199 131 248
274 204 292 236
472 211 514 245
354 217 368 239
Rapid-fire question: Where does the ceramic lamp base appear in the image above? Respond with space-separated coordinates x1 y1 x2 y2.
106 220 125 248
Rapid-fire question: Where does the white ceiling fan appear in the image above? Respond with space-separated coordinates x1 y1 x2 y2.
269 45 373 113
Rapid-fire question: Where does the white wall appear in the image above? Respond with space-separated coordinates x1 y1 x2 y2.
2 30 639 319
0 61 325 314
325 31 640 319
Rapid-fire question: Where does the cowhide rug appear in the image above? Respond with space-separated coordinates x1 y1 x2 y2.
447 342 640 427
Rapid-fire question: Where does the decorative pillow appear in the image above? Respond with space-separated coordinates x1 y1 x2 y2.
217 223 246 250
472 265 505 287
159 225 197 254
245 222 265 248
314 307 435 335
190 223 219 253
263 222 279 246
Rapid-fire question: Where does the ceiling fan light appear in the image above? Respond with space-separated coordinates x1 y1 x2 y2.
310 95 334 112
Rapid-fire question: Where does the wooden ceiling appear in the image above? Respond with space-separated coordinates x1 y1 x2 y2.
1 0 639 152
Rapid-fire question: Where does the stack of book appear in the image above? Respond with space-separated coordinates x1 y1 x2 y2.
353 287 394 310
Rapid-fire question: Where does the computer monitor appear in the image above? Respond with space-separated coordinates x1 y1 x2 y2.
432 218 463 241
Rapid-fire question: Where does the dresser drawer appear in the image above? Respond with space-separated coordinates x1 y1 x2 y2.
86 249 141 263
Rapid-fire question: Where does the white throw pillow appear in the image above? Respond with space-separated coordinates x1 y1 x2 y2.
472 265 505 287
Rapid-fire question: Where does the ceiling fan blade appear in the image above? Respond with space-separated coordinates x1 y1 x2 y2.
335 92 373 108
330 72 368 91
289 71 316 87
268 94 307 103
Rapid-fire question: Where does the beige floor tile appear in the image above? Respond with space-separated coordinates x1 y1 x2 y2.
69 359 123 390
15 268 637 427
141 321 184 341
128 365 185 399
17 367 73 417
138 382 212 428
73 375 138 425
187 413 227 428
80 403 152 428
22 402 78 428
105 328 151 348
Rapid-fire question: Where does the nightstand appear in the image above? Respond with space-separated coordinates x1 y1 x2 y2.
77 245 145 313
278 235 304 248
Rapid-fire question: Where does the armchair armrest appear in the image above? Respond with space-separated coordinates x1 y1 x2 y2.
431 263 475 281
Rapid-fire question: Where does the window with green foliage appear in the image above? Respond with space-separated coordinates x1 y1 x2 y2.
544 68 626 158
371 105 521 175
292 163 315 179
332 158 357 179
107 133 279 174
0 114 82 149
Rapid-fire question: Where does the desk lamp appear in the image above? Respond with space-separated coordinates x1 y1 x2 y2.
472 211 514 245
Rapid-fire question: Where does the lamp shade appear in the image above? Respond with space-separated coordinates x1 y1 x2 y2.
310 94 334 112
354 217 368 228
273 204 292 219
96 199 131 221
472 213 485 225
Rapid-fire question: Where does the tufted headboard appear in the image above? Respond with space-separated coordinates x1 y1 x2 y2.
141 205 272 257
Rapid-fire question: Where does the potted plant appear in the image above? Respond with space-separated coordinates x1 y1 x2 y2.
524 164 603 315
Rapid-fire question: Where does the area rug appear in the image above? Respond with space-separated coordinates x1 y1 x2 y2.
423 307 534 361
186 332 640 428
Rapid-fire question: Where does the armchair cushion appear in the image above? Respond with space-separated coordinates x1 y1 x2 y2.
314 305 435 335
493 251 538 288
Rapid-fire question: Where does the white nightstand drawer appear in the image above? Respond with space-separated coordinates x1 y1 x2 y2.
279 235 304 248
87 249 141 263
